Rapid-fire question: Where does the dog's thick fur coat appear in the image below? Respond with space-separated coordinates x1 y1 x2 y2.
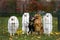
8 16 19 36
22 13 29 35
43 13 52 36
34 13 43 34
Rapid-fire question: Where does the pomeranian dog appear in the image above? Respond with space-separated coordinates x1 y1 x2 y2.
8 16 19 36
34 13 43 35
22 13 29 35
28 16 35 34
43 13 52 36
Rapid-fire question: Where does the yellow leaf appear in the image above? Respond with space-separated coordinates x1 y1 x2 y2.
50 32 54 35
37 36 41 38
16 29 22 35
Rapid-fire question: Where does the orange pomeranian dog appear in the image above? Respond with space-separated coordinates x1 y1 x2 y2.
34 13 43 35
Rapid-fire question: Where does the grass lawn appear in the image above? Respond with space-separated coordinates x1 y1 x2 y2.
0 16 60 40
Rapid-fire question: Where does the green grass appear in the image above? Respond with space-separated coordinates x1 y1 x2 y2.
0 17 60 40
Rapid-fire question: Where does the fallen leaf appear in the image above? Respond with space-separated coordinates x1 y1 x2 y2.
37 36 41 38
